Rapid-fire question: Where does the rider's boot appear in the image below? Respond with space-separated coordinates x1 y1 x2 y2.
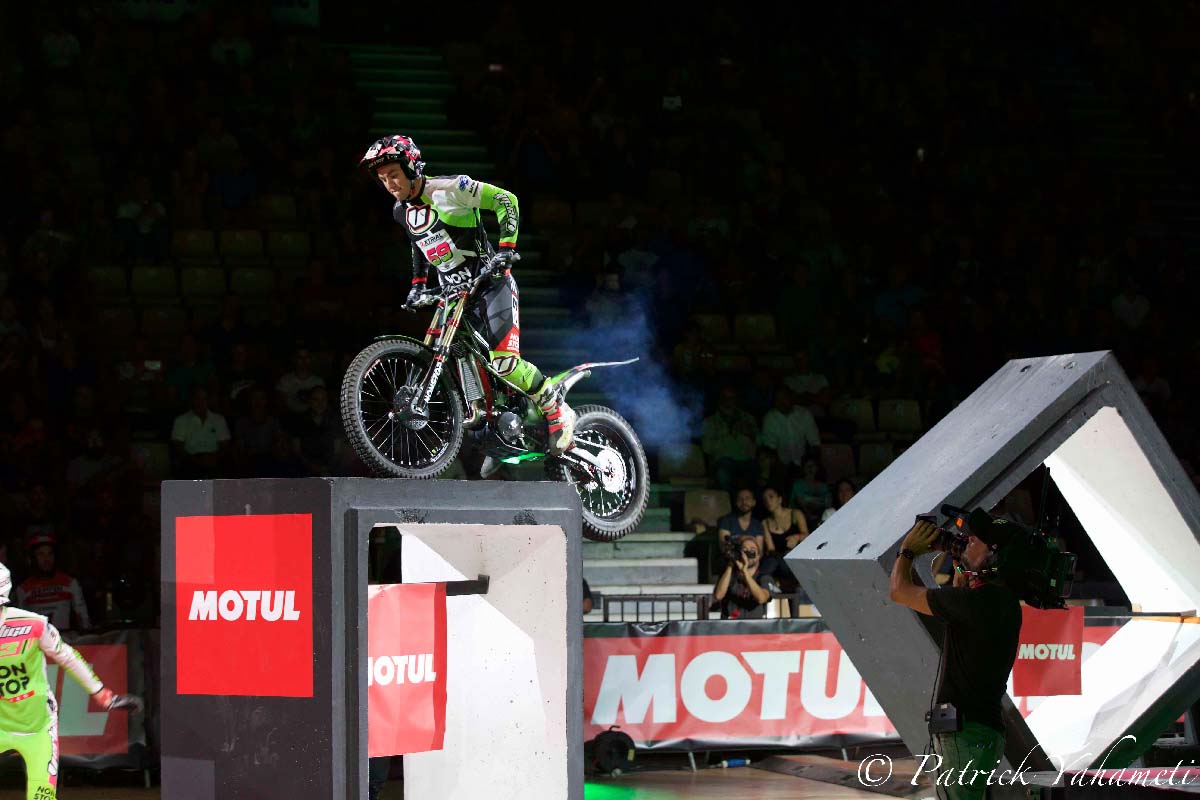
533 377 576 457
480 455 503 479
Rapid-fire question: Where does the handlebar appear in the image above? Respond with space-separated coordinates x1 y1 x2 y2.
400 251 519 313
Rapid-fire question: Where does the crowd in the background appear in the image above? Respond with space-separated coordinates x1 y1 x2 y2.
1 3 1197 625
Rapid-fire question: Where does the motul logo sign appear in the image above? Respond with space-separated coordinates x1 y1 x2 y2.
584 631 894 744
187 590 302 622
367 654 437 686
175 514 313 697
1018 643 1076 660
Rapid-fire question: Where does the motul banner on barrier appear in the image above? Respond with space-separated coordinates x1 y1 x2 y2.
583 618 1124 750
1013 606 1084 696
367 583 448 757
46 629 149 771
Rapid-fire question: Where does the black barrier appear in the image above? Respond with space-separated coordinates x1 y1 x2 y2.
161 478 584 800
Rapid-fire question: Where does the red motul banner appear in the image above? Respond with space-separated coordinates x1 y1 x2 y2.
53 644 128 755
367 583 448 757
1012 606 1084 697
584 619 1122 750
175 514 314 697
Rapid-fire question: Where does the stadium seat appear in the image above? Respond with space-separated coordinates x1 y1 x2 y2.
755 354 795 372
260 194 298 228
575 201 610 228
220 230 266 265
141 306 189 338
689 313 730 342
230 267 276 298
189 304 221 330
647 169 683 199
878 398 922 437
86 266 128 299
713 353 752 373
131 266 179 301
531 199 572 229
858 441 895 479
733 313 779 350
657 443 707 487
95 306 138 339
267 230 311 267
831 396 884 442
180 267 227 299
172 229 218 264
820 443 857 483
684 489 731 530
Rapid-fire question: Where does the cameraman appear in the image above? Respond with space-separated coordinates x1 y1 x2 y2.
889 511 1021 800
713 536 778 619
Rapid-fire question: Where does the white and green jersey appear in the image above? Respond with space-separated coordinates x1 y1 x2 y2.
394 175 520 290
0 607 101 733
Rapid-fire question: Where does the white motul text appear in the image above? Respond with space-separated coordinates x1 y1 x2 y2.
187 590 302 622
368 654 437 686
1017 643 1076 660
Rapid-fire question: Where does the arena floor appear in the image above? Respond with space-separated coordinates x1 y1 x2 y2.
0 770 888 799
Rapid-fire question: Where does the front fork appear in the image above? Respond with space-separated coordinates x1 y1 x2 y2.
408 292 470 417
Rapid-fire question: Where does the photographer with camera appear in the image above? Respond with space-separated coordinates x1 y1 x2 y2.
889 509 1023 800
713 535 778 619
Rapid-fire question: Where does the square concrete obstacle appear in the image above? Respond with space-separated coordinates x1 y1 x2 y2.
786 351 1200 771
161 478 583 800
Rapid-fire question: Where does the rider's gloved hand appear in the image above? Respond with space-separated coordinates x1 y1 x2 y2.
486 249 520 283
93 687 144 712
403 285 437 311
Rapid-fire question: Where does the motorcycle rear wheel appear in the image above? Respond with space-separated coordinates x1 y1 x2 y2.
548 404 649 542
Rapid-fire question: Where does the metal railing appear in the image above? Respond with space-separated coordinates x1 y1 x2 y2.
598 591 814 622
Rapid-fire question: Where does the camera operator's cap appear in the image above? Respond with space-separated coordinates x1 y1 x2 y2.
965 508 1016 549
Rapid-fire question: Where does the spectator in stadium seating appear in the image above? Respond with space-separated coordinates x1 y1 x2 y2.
197 114 241 172
790 455 832 523
276 346 325 418
783 350 832 412
1111 275 1151 332
761 485 810 554
292 385 342 476
65 429 118 495
171 387 230 479
18 534 90 631
820 479 858 525
713 535 777 620
234 386 281 477
752 445 789 496
583 579 594 615
760 386 820 469
166 333 216 409
221 342 258 412
671 324 714 385
115 175 168 263
717 488 766 552
262 430 308 478
1133 355 1171 417
702 386 759 492
170 147 210 227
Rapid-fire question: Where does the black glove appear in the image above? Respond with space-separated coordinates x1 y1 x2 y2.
94 688 144 712
485 249 520 283
403 285 436 311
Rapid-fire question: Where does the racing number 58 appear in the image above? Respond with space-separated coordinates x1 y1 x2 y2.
425 242 454 265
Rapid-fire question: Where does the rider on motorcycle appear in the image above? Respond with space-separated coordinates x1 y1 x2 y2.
361 134 576 462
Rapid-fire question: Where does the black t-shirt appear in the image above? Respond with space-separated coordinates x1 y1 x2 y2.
926 583 1022 733
717 513 765 543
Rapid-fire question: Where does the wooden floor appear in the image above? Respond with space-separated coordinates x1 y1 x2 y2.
587 768 889 799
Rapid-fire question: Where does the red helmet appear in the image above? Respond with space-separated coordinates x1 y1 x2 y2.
361 134 425 180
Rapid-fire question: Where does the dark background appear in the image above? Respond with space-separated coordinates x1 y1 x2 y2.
2 0 1198 627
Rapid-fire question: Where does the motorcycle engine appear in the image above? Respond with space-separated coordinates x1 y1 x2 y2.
496 410 524 446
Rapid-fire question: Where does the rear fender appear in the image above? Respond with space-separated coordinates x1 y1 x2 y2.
551 358 639 399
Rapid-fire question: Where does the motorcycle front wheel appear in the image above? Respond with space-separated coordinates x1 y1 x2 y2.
341 338 464 479
548 404 649 542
